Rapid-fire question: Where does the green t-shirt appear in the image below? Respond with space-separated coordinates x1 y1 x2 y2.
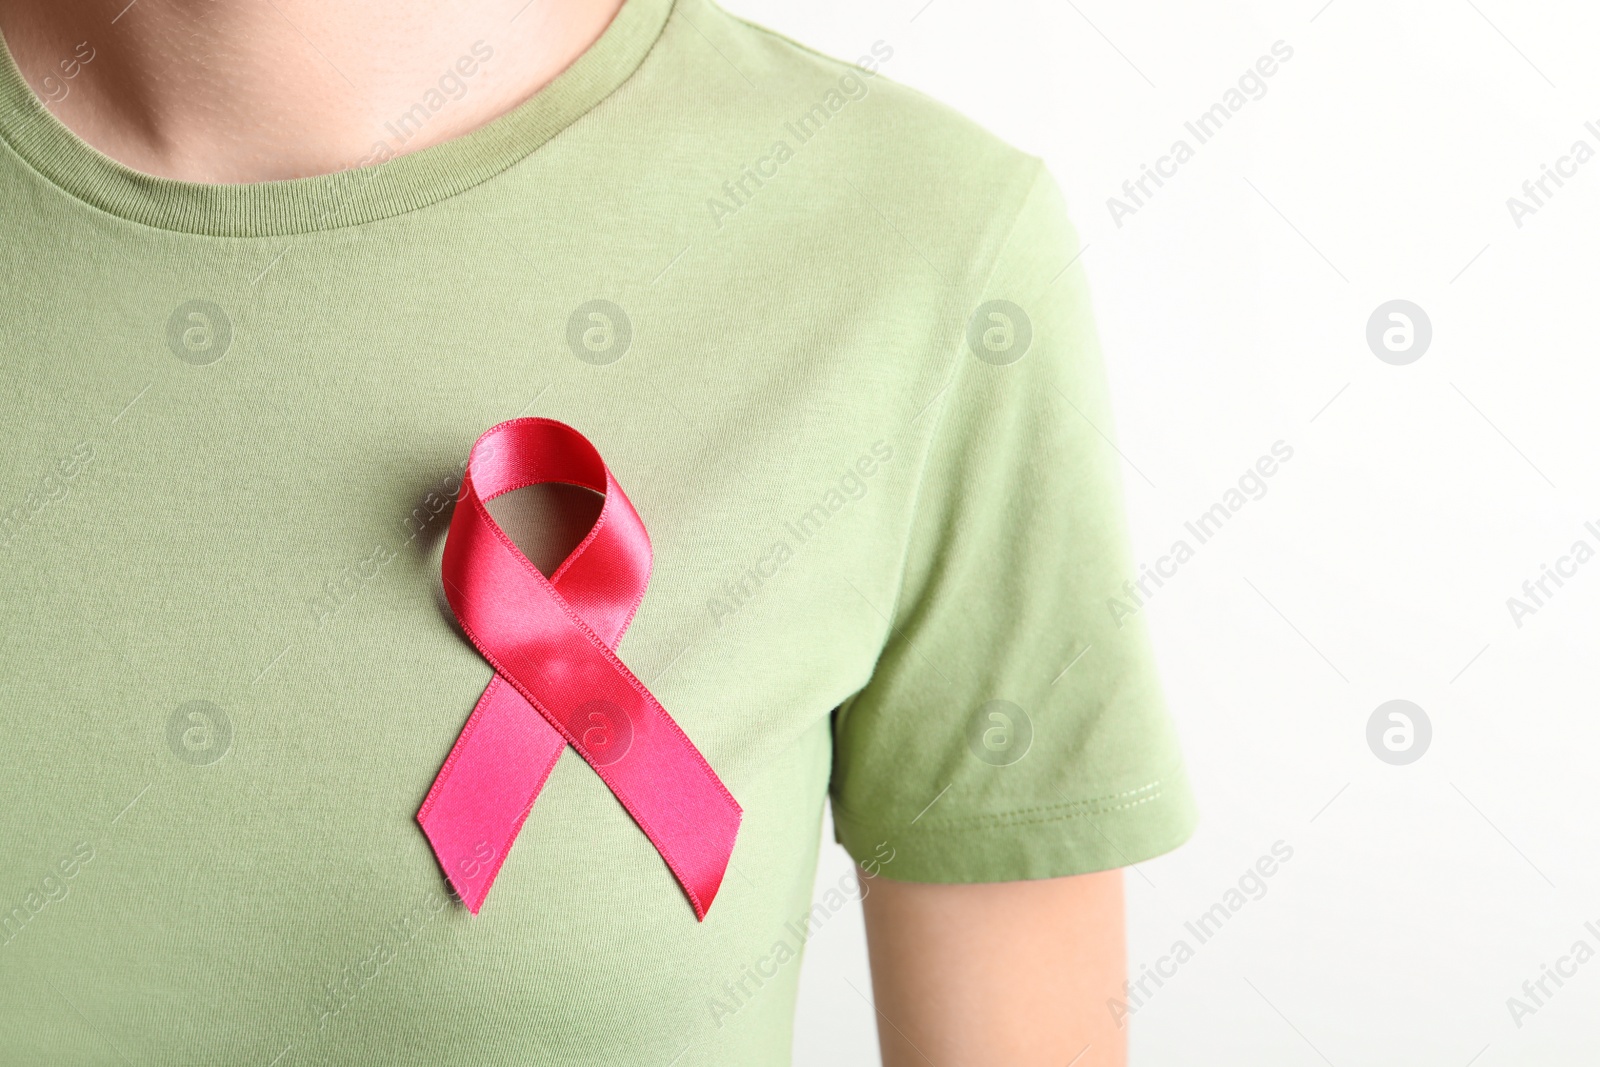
0 0 1195 1062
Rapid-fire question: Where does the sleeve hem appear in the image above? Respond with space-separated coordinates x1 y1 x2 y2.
832 765 1198 884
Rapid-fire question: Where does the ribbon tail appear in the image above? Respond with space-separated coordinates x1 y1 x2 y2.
417 675 567 914
508 673 743 923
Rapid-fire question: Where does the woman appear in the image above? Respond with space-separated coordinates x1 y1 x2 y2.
0 0 1193 1062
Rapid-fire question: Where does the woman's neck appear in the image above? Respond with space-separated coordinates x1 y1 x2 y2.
0 0 625 182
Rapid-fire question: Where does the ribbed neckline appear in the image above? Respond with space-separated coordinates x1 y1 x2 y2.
0 0 671 237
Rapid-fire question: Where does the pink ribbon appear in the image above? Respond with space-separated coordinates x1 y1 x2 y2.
417 418 741 919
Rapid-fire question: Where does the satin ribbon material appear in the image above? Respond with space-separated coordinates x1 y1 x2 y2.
417 418 741 919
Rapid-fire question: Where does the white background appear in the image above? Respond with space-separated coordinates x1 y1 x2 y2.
720 1 1600 1064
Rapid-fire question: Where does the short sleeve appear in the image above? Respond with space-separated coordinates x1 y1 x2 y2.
830 161 1197 883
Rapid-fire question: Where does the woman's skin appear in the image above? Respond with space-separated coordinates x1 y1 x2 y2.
0 2 1132 1062
0 0 627 181
863 870 1126 1066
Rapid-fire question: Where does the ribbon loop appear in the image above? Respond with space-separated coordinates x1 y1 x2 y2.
417 418 740 919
